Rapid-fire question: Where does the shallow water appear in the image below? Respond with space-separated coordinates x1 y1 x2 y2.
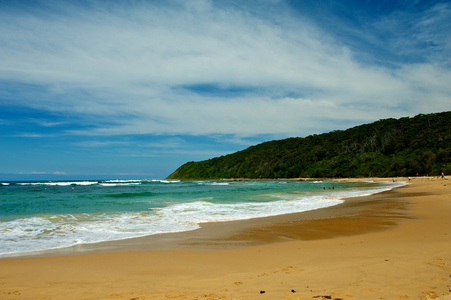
0 179 403 256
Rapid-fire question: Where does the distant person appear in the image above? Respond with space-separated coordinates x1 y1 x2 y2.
442 172 445 179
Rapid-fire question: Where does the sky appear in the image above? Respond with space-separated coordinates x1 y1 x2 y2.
1 0 451 180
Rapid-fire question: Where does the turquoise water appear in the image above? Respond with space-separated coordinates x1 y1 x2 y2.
0 179 403 256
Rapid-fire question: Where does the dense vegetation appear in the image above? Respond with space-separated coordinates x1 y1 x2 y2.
167 111 451 179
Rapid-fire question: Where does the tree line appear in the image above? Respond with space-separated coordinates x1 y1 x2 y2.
167 111 451 179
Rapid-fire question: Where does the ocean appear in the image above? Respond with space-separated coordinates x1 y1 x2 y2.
0 179 404 257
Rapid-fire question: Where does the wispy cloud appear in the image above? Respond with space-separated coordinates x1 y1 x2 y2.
74 140 130 148
20 171 65 175
0 119 13 125
1 0 450 142
15 133 54 138
29 119 65 127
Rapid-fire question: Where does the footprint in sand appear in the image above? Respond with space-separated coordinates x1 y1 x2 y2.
7 291 21 295
165 293 186 298
280 266 302 274
273 266 304 275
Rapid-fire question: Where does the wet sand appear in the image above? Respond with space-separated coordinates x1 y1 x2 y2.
1 177 450 299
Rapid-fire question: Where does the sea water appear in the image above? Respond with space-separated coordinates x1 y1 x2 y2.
0 179 404 257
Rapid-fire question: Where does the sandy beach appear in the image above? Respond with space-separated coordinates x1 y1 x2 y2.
1 177 450 300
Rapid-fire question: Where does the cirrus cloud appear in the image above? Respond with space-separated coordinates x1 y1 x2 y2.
1 0 450 178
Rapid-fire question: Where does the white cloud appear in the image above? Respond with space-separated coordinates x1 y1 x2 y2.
73 141 129 148
1 0 450 140
15 133 53 138
29 119 64 127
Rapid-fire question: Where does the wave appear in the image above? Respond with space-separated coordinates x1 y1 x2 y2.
0 180 405 257
14 180 148 187
151 179 181 184
17 181 99 186
0 195 343 257
99 183 141 186
103 179 143 183
157 196 343 224
195 181 230 186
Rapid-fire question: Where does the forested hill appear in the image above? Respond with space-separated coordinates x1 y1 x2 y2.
167 111 451 179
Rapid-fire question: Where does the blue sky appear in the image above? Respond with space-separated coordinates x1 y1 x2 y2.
1 0 450 180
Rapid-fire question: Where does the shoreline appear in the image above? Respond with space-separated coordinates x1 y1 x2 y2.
1 177 450 299
3 178 405 258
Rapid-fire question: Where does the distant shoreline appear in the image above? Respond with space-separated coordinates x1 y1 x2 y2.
191 176 409 181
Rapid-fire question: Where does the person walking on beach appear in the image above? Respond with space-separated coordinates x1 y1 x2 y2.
442 172 445 179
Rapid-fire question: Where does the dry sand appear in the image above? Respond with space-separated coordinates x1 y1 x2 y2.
1 177 450 299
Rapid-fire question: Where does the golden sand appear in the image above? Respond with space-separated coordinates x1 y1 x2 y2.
1 177 450 299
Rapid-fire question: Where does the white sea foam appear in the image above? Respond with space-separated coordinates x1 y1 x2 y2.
0 211 196 256
152 179 181 183
196 181 230 186
104 179 143 183
0 195 342 256
17 181 98 186
1 183 10 186
99 183 141 186
0 180 405 257
157 195 343 224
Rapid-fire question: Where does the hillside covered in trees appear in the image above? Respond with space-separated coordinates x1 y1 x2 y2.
167 111 451 179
